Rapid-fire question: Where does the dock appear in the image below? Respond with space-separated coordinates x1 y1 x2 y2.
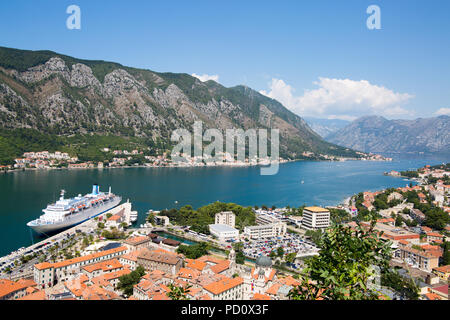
0 202 132 280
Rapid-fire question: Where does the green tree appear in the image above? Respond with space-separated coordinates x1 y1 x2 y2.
305 229 323 246
176 243 209 259
117 265 146 296
381 270 419 300
166 283 192 300
285 252 297 263
288 220 392 300
395 215 403 227
442 241 450 265
277 246 285 257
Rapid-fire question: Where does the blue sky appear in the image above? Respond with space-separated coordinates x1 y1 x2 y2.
0 0 449 120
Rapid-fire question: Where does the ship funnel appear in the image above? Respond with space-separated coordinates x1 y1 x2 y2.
92 184 99 195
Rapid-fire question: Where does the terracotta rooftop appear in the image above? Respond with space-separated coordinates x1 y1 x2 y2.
252 293 271 300
35 246 127 270
185 258 207 271
210 260 230 274
424 292 442 300
433 265 450 273
34 262 53 270
197 293 212 300
177 267 201 280
266 283 282 296
0 278 37 299
82 258 123 273
138 249 181 265
203 277 243 295
426 232 444 238
124 236 150 246
17 289 46 300
120 248 147 262
107 214 121 221
278 276 301 287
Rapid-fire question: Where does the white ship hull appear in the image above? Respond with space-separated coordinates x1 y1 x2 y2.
28 197 121 234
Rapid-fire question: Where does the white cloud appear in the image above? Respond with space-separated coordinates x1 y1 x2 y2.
260 77 414 119
434 107 450 116
192 73 219 83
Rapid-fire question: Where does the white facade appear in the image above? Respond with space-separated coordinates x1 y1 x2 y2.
215 211 236 228
243 222 286 240
209 224 239 241
302 207 330 230
255 213 280 225
155 216 170 226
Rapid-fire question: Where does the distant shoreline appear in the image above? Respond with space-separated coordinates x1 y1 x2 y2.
0 157 393 174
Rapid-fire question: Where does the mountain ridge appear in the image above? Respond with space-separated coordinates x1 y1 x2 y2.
326 115 450 154
0 46 362 163
304 117 350 138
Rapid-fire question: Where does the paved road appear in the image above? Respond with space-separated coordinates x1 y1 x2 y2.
0 215 98 278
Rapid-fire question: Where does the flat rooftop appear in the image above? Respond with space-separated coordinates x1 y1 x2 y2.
209 224 238 232
304 206 329 213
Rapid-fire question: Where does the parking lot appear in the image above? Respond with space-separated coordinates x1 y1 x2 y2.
242 233 319 269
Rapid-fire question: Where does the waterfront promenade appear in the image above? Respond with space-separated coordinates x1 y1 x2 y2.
0 202 132 280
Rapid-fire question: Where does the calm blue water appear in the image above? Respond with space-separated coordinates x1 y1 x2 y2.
0 155 448 256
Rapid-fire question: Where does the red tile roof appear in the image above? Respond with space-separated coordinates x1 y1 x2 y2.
203 277 244 295
0 279 37 299
252 293 271 300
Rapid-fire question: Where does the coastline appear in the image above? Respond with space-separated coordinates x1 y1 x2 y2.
1 156 392 174
0 157 432 258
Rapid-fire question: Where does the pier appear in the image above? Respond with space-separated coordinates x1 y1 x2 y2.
0 202 133 280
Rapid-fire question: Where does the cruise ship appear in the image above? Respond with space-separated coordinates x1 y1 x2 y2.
27 184 121 234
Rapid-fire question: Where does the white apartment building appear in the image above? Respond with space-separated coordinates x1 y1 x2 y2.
215 211 236 228
256 213 279 225
301 206 330 230
244 222 286 240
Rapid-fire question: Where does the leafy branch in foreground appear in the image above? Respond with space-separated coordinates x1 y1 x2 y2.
288 220 392 300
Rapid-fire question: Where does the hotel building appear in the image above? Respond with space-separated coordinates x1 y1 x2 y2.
215 211 236 228
301 207 330 230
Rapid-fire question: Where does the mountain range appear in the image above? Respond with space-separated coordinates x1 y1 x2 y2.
325 115 450 154
0 46 361 164
304 117 350 138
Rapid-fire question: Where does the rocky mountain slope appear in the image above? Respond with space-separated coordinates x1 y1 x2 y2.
304 117 350 138
326 115 450 154
0 46 361 160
